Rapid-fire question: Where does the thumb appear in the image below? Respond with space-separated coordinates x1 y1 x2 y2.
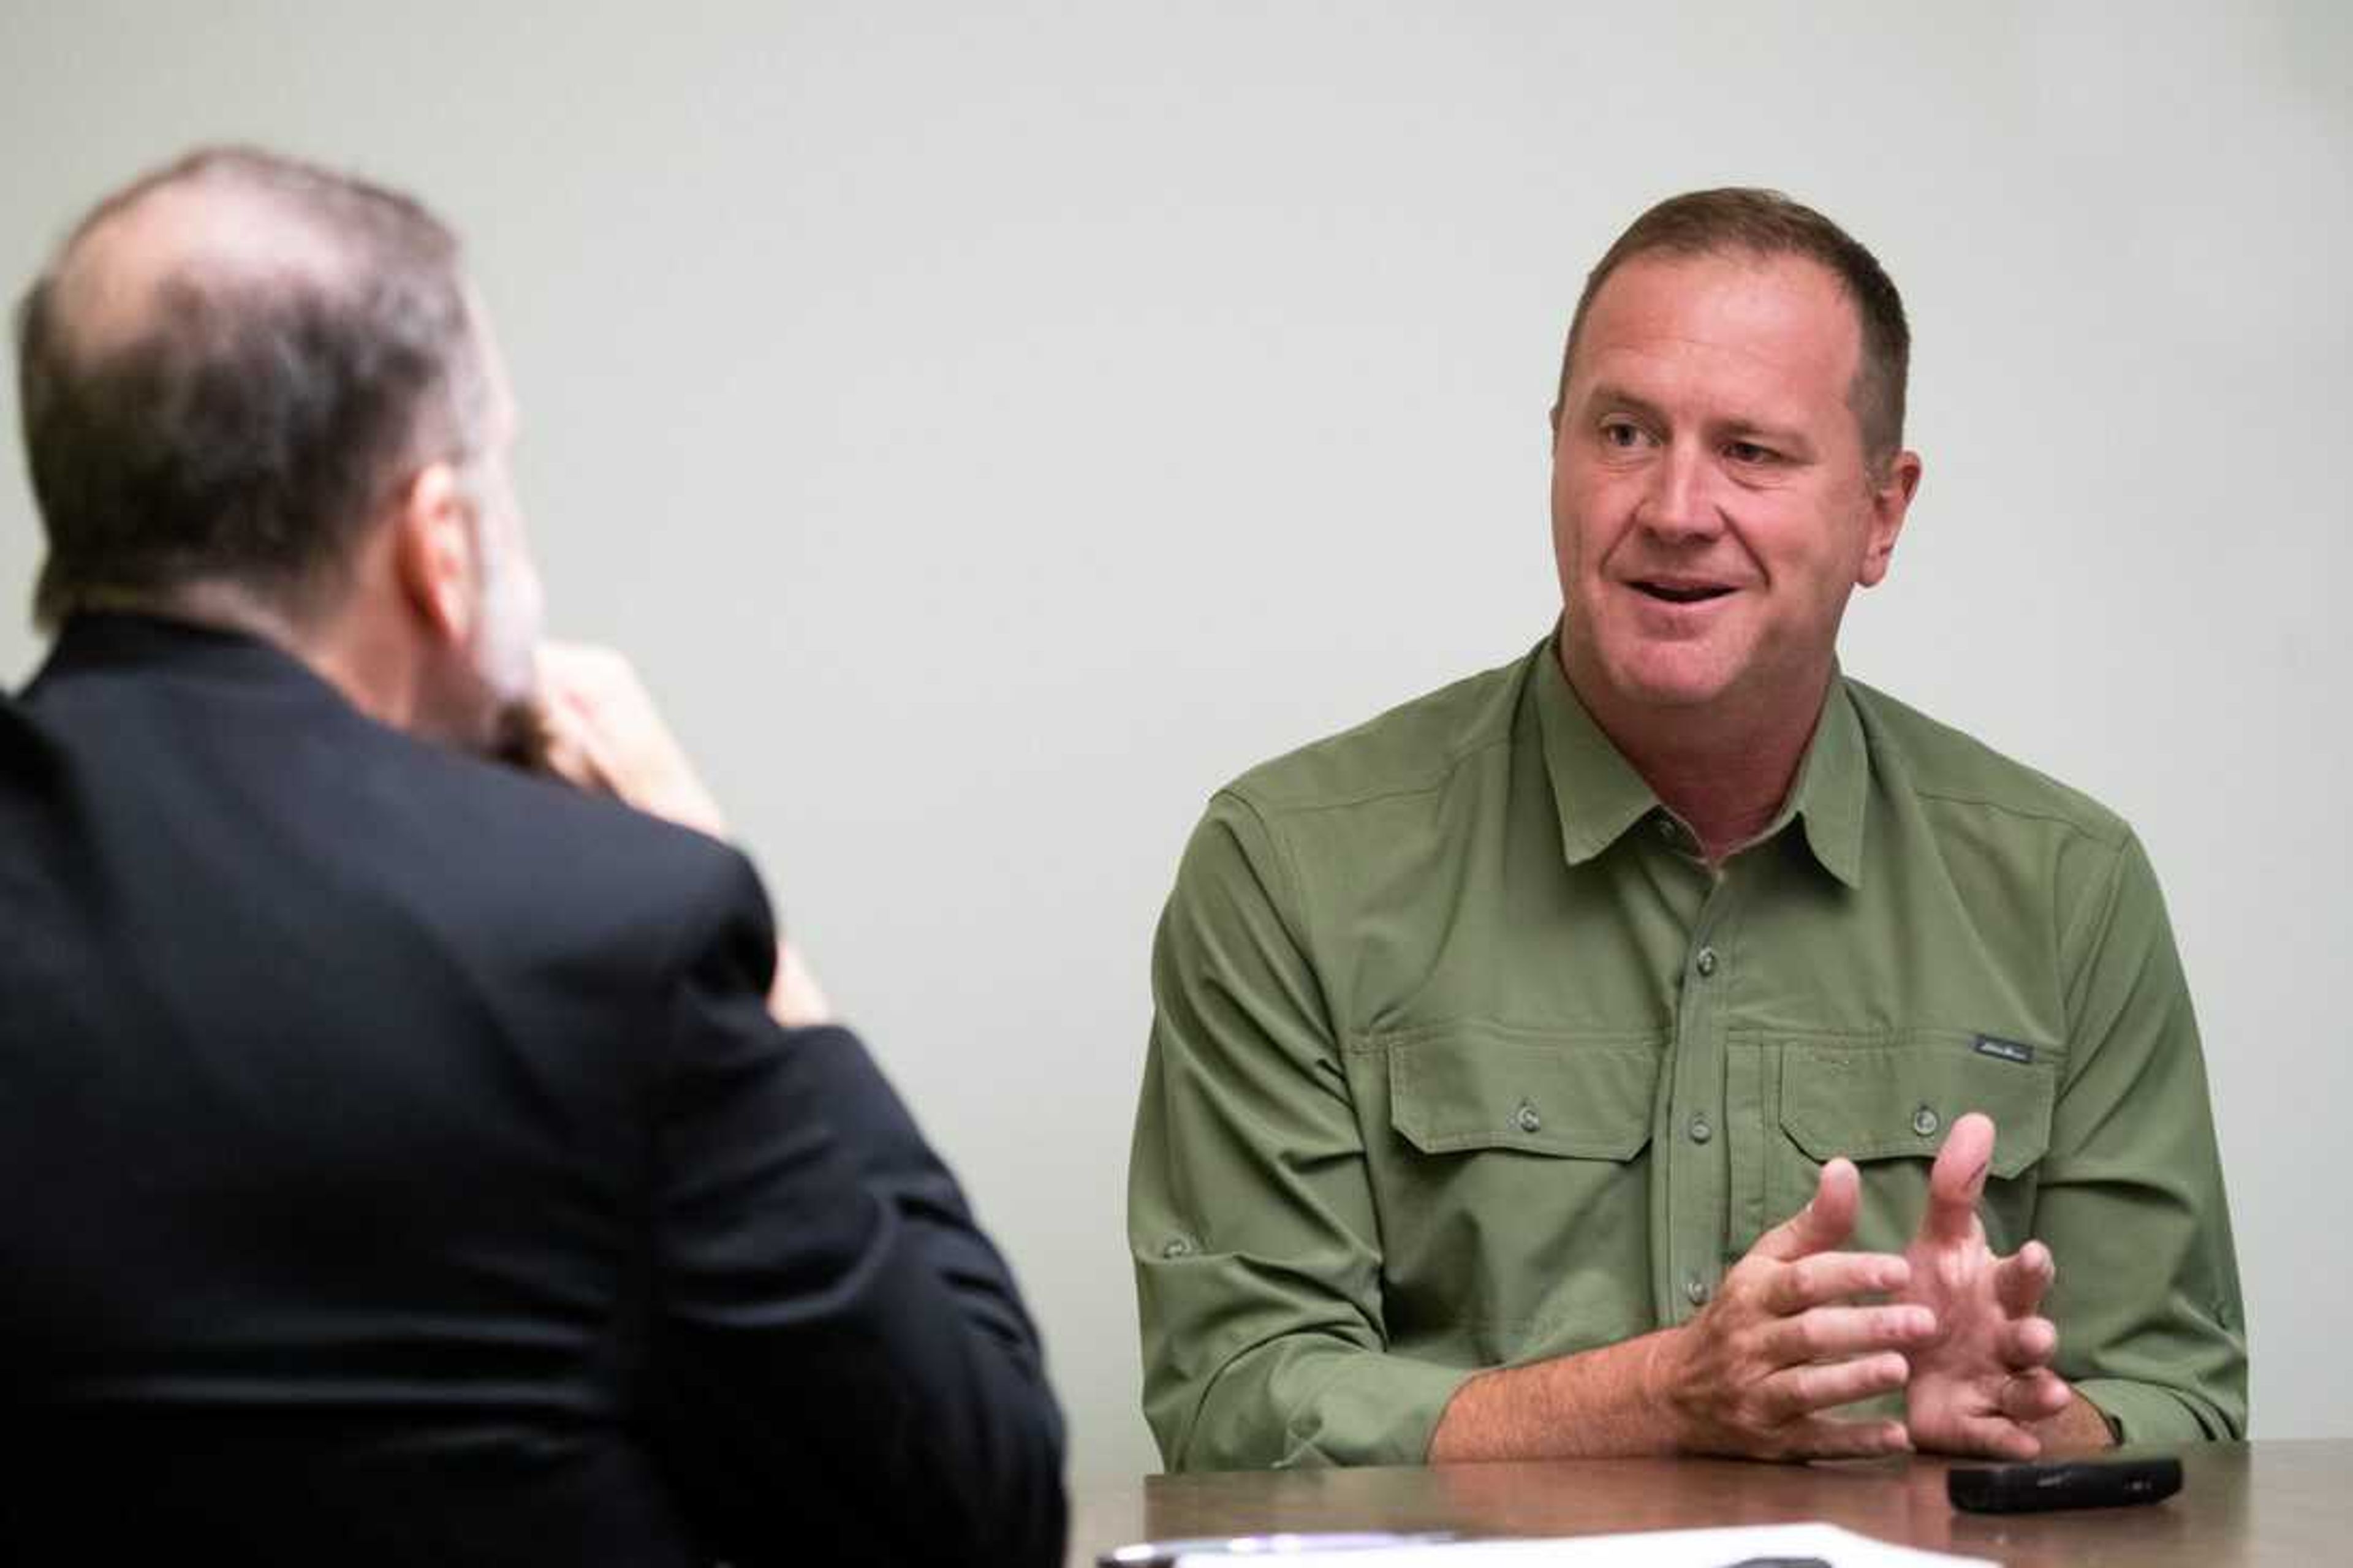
1756 1156 1860 1262
1922 1111 1996 1246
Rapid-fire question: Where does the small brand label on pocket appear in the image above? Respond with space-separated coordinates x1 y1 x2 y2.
1973 1035 2036 1066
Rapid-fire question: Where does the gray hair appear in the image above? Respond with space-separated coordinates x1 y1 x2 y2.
15 145 490 627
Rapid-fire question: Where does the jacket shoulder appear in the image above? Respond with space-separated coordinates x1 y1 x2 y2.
395 736 773 945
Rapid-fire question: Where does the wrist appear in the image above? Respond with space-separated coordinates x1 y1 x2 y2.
2033 1388 2116 1455
1637 1325 1694 1453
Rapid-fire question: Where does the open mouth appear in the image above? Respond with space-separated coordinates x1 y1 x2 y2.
1629 580 1735 605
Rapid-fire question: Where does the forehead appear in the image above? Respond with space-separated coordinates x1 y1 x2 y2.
1572 250 1861 420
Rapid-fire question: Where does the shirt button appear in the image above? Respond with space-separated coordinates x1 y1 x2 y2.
1684 1276 1710 1306
1688 1113 1713 1145
1161 1237 1192 1259
1695 947 1719 978
1655 815 1680 843
1515 1102 1542 1134
1912 1105 1941 1138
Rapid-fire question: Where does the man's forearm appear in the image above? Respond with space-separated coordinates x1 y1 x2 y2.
1428 1330 1683 1462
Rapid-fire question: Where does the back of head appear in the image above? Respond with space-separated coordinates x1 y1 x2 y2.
15 146 488 630
1555 187 1911 466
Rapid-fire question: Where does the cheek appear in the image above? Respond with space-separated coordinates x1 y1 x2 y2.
1745 507 1869 615
1551 469 1626 578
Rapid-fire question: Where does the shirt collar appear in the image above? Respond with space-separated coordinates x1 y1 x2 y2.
1531 639 1660 867
1783 678 1867 889
1530 635 1869 890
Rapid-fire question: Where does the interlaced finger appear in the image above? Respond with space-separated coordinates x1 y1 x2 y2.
1760 1303 1936 1366
1934 1410 2042 1461
1994 1314 2057 1372
1920 1112 1997 1247
1994 1240 2055 1318
1998 1368 2074 1424
1785 1414 1914 1460
1757 1350 1912 1421
1761 1251 1911 1316
1752 1158 1860 1263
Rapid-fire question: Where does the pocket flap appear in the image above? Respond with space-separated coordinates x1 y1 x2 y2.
1779 1032 2056 1177
1387 1025 1661 1159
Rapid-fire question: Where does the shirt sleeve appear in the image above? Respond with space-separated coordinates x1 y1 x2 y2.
1130 791 1474 1470
646 849 1067 1564
2040 830 2248 1442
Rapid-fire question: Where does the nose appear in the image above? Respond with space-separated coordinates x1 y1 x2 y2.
1635 441 1722 544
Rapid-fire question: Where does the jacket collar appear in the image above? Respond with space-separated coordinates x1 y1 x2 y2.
31 611 353 711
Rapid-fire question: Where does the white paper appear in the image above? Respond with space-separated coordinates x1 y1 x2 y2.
1172 1520 1996 1568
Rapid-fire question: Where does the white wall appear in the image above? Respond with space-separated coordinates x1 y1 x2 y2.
2 1 2345 1485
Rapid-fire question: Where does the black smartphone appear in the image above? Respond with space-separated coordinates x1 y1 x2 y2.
1948 1454 2183 1513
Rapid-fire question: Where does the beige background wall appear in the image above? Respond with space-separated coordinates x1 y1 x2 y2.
2 1 2346 1485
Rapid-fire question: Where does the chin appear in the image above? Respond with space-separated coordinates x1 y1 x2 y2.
1592 645 1746 712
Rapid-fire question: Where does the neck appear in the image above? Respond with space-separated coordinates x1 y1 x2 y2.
116 577 441 741
1559 642 1832 863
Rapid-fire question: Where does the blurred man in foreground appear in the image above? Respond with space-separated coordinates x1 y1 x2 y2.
0 146 1063 1564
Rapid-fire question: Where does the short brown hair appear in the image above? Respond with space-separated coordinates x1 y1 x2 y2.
15 146 488 628
1552 187 1910 465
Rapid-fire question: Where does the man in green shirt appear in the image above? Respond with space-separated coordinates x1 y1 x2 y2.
1129 189 2246 1471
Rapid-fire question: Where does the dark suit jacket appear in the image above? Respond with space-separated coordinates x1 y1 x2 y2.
0 613 1064 1565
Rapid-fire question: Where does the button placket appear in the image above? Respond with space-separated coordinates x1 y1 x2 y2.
1662 873 1737 1328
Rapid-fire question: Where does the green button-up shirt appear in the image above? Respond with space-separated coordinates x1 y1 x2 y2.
1130 638 2245 1469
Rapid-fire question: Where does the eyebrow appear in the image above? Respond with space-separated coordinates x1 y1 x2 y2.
1582 382 1669 425
1582 381 1813 452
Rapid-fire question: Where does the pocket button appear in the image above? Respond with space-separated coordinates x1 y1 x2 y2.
1912 1105 1941 1138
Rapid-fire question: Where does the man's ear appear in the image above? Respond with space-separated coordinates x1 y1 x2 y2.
390 461 480 647
1857 449 1923 589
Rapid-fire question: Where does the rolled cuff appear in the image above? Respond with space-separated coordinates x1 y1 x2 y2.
1265 1352 1480 1469
2076 1377 2237 1444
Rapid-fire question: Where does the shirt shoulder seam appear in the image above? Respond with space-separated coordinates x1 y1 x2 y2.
1906 784 2132 846
1227 731 1516 822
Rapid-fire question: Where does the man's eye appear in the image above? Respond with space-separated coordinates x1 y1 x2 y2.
1727 440 1777 464
1600 421 1646 449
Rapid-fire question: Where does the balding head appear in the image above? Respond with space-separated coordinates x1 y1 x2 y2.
17 146 490 628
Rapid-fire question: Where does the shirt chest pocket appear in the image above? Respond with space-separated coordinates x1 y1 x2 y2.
1362 1025 1662 1350
1761 1030 2059 1257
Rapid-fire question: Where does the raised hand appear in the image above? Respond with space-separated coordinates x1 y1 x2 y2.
1899 1112 2074 1457
531 643 833 1029
532 643 730 839
1650 1156 1938 1460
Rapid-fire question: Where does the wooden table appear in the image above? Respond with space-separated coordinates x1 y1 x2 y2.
1069 1440 2347 1566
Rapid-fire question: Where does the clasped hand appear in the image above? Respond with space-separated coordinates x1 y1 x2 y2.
1646 1112 2072 1460
529 643 832 1028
